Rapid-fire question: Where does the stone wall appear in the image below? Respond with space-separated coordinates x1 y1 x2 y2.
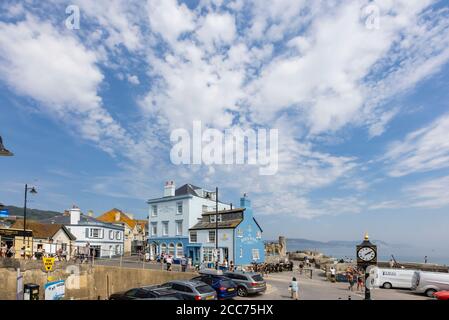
0 261 197 300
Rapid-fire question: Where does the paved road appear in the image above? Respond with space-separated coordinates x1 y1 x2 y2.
94 257 430 300
235 269 430 300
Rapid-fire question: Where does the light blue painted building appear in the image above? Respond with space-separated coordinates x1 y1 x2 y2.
190 195 265 267
147 182 230 264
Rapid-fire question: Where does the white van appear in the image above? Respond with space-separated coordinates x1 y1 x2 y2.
412 271 449 297
372 267 416 289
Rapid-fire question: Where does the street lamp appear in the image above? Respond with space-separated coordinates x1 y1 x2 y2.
0 135 14 156
215 187 219 270
23 184 37 246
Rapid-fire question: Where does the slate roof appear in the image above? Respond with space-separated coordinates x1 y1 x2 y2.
175 184 202 197
39 213 124 230
190 208 245 230
11 220 76 240
189 219 243 230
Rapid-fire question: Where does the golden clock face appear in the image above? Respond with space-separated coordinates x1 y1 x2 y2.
357 247 376 262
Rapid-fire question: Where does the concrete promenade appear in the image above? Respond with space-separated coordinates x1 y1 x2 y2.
235 268 430 300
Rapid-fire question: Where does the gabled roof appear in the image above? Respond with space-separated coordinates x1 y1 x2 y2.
175 184 202 197
97 208 136 229
11 220 76 240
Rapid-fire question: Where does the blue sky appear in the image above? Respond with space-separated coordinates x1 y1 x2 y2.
1 0 449 252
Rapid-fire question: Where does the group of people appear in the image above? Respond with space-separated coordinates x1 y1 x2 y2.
0 242 15 258
250 261 294 275
345 266 365 292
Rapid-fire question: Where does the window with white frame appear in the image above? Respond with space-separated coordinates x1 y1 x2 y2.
218 214 222 222
176 202 183 215
151 205 158 217
256 231 262 239
162 222 169 236
208 230 215 243
210 215 216 223
202 247 214 262
151 223 157 237
116 231 121 240
190 231 197 243
175 220 183 236
176 243 183 257
89 228 102 239
168 243 175 256
109 230 114 240
160 243 167 254
252 249 260 261
240 247 243 258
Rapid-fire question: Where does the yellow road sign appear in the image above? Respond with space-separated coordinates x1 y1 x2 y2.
43 257 55 272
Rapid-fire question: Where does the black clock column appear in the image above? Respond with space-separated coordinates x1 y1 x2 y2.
356 233 377 300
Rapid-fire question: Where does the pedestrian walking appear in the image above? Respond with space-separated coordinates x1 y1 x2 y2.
25 246 32 260
330 266 336 283
230 260 234 272
289 277 299 300
181 256 187 272
347 269 355 291
7 246 15 258
166 255 172 271
357 270 364 291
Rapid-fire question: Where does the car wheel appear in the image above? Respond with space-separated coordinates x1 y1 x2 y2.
383 282 392 289
237 287 248 297
425 289 437 298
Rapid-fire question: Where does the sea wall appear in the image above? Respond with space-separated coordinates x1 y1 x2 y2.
0 261 197 300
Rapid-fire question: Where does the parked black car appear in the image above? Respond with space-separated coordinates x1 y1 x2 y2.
109 286 184 300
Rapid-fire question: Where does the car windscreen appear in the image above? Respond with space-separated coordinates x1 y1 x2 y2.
251 274 264 282
195 285 214 294
219 280 235 287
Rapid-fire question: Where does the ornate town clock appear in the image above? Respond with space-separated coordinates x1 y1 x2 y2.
356 233 377 266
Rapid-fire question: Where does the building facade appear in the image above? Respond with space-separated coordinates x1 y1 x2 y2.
40 206 124 258
189 196 265 267
147 182 231 263
11 220 76 258
97 208 148 256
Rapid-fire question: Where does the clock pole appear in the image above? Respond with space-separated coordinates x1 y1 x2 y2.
356 232 377 300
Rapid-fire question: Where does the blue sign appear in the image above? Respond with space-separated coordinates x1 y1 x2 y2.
0 209 9 217
44 280 65 300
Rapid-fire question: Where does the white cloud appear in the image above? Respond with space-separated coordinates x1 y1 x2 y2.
0 14 150 166
404 175 449 209
147 0 195 45
127 74 140 85
384 113 449 177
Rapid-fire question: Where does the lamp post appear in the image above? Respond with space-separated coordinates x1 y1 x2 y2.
0 135 14 156
215 187 219 270
23 184 37 246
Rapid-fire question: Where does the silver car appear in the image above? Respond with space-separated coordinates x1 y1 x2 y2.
159 280 217 300
224 271 267 297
